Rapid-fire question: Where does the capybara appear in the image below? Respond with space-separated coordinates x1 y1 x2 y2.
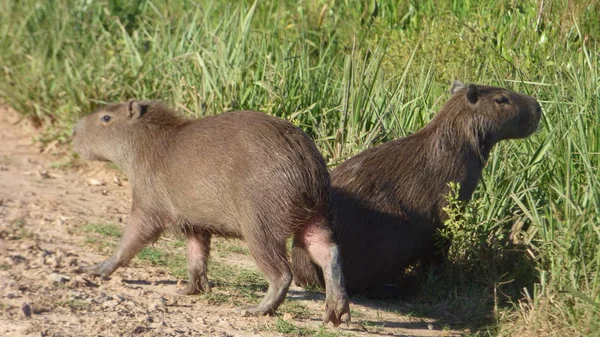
73 100 350 325
291 81 542 294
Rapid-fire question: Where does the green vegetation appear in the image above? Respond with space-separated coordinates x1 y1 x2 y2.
274 318 312 336
273 318 345 336
11 218 34 239
1 0 598 335
81 223 269 307
58 299 90 312
82 223 122 238
280 301 311 319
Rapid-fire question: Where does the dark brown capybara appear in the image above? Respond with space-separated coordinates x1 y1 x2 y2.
72 100 350 325
291 81 542 294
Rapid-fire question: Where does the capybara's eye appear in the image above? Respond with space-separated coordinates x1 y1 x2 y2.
494 96 510 104
101 115 112 123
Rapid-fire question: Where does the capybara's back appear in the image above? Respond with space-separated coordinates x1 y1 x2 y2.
292 82 542 294
161 111 331 238
73 101 350 325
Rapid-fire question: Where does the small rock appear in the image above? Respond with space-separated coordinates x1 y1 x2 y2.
217 320 232 328
87 178 105 186
48 255 62 268
101 300 119 309
39 170 51 179
113 176 122 186
427 323 434 330
149 297 167 311
132 326 146 334
7 255 27 265
55 216 69 226
6 292 20 299
49 273 70 283
19 242 35 251
71 276 97 288
347 323 368 332
0 165 8 171
21 303 32 318
101 189 109 195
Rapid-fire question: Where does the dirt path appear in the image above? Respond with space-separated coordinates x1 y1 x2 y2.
0 105 460 337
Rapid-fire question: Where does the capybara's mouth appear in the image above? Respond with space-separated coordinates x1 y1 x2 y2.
72 139 95 161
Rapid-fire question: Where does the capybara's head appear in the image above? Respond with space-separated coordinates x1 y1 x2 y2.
72 100 179 163
448 81 542 142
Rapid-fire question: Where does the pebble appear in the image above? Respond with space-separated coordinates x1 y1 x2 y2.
6 254 27 265
6 292 20 299
21 302 32 318
149 297 167 311
46 255 62 268
217 320 232 328
49 273 70 283
101 300 119 309
141 314 153 323
87 178 105 186
132 326 146 334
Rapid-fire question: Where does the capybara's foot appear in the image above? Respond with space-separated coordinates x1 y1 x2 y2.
323 294 351 327
86 258 118 279
176 278 211 295
236 305 276 317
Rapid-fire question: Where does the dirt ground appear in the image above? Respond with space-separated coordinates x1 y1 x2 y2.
0 105 461 337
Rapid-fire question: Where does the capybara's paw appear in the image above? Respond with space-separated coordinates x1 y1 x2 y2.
236 305 275 317
86 259 116 279
176 280 210 295
323 295 351 327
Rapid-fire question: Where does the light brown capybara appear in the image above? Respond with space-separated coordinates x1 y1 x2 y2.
73 100 350 325
291 81 542 295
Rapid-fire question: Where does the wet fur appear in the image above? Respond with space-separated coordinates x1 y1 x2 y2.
291 82 542 294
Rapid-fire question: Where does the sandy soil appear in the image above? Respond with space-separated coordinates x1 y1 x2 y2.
0 105 461 337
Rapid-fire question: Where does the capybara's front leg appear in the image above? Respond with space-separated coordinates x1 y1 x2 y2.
87 209 163 279
296 217 351 327
177 229 212 295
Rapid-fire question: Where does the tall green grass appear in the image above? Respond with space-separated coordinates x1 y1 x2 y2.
1 0 599 335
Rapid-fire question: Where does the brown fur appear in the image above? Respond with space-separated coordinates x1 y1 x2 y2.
73 101 350 324
291 82 542 294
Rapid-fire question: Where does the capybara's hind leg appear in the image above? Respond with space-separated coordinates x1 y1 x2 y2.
243 235 292 316
87 209 163 278
178 229 211 295
296 217 351 326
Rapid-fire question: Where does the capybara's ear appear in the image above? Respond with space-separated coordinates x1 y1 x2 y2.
128 100 148 119
450 80 465 95
466 84 479 104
